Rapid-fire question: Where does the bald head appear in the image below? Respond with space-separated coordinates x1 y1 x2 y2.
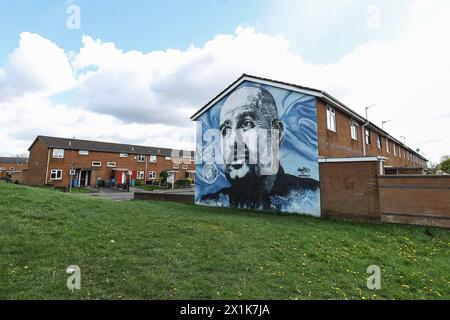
220 87 278 129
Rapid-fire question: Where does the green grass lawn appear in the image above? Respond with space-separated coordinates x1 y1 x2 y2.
0 183 448 300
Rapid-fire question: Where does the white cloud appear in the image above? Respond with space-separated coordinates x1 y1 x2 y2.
0 32 76 101
1 3 449 162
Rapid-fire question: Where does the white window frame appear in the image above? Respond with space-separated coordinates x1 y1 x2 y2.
376 135 382 149
52 149 64 159
50 169 63 181
350 120 358 140
0 167 6 171
119 153 128 158
137 171 145 180
148 171 157 180
137 154 146 163
182 165 189 170
79 150 89 156
149 155 157 163
92 161 102 167
173 165 179 170
326 106 336 132
9 167 16 171
365 129 371 145
386 139 390 153
107 162 116 168
394 144 397 156
165 156 172 161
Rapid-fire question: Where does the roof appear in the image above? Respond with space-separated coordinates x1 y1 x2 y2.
190 74 428 162
0 157 28 164
29 136 195 158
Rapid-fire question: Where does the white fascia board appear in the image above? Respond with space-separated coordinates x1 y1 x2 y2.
318 156 387 163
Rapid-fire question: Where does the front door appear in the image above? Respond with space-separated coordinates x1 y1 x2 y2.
79 170 91 187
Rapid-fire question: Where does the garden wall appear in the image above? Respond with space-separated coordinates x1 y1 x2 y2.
378 175 450 228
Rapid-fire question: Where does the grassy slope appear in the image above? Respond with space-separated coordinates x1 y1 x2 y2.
0 183 448 300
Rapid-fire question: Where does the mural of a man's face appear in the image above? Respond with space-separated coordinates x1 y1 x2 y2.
219 87 283 182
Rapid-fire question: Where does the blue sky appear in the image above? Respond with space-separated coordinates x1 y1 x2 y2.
0 0 267 63
0 0 416 64
0 0 449 162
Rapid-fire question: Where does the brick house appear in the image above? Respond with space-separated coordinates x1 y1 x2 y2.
23 136 195 188
191 74 428 217
0 157 29 180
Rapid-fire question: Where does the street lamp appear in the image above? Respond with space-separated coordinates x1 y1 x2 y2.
365 104 376 120
382 120 392 130
362 104 376 156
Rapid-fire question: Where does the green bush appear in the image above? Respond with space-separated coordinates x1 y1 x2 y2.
135 180 145 187
175 179 193 188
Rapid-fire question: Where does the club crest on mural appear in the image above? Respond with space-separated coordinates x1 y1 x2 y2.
202 163 219 185
195 81 321 216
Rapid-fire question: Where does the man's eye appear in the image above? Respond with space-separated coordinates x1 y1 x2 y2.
241 120 254 130
222 127 231 136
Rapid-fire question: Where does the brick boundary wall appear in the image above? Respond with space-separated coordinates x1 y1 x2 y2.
319 161 381 221
134 192 194 205
378 175 450 228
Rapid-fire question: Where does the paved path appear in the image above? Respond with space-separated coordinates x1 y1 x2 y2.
86 187 134 201
83 187 195 201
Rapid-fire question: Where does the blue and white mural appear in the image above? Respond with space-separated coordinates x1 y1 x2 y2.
195 81 320 216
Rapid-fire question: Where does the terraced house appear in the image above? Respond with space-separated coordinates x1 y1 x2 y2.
23 136 195 188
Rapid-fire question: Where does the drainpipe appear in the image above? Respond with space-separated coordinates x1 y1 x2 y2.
45 148 51 185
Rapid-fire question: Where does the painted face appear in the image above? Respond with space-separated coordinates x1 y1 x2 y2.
219 87 279 181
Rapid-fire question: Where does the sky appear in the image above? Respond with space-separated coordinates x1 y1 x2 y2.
0 0 449 163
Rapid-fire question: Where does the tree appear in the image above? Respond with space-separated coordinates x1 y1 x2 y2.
437 155 450 174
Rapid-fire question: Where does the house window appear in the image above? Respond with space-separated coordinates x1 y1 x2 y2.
377 135 382 149
52 149 64 158
149 155 157 163
107 162 116 168
50 169 62 180
365 129 371 145
165 156 172 161
394 144 397 156
326 106 336 132
79 150 89 156
92 161 102 167
120 153 128 158
148 171 157 180
173 165 180 170
0 167 6 171
386 139 390 153
9 167 16 171
350 120 358 140
138 154 146 163
137 171 145 180
182 165 188 170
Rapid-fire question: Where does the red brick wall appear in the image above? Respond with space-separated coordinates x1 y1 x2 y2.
379 176 450 228
23 139 49 186
319 161 381 220
316 99 426 168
